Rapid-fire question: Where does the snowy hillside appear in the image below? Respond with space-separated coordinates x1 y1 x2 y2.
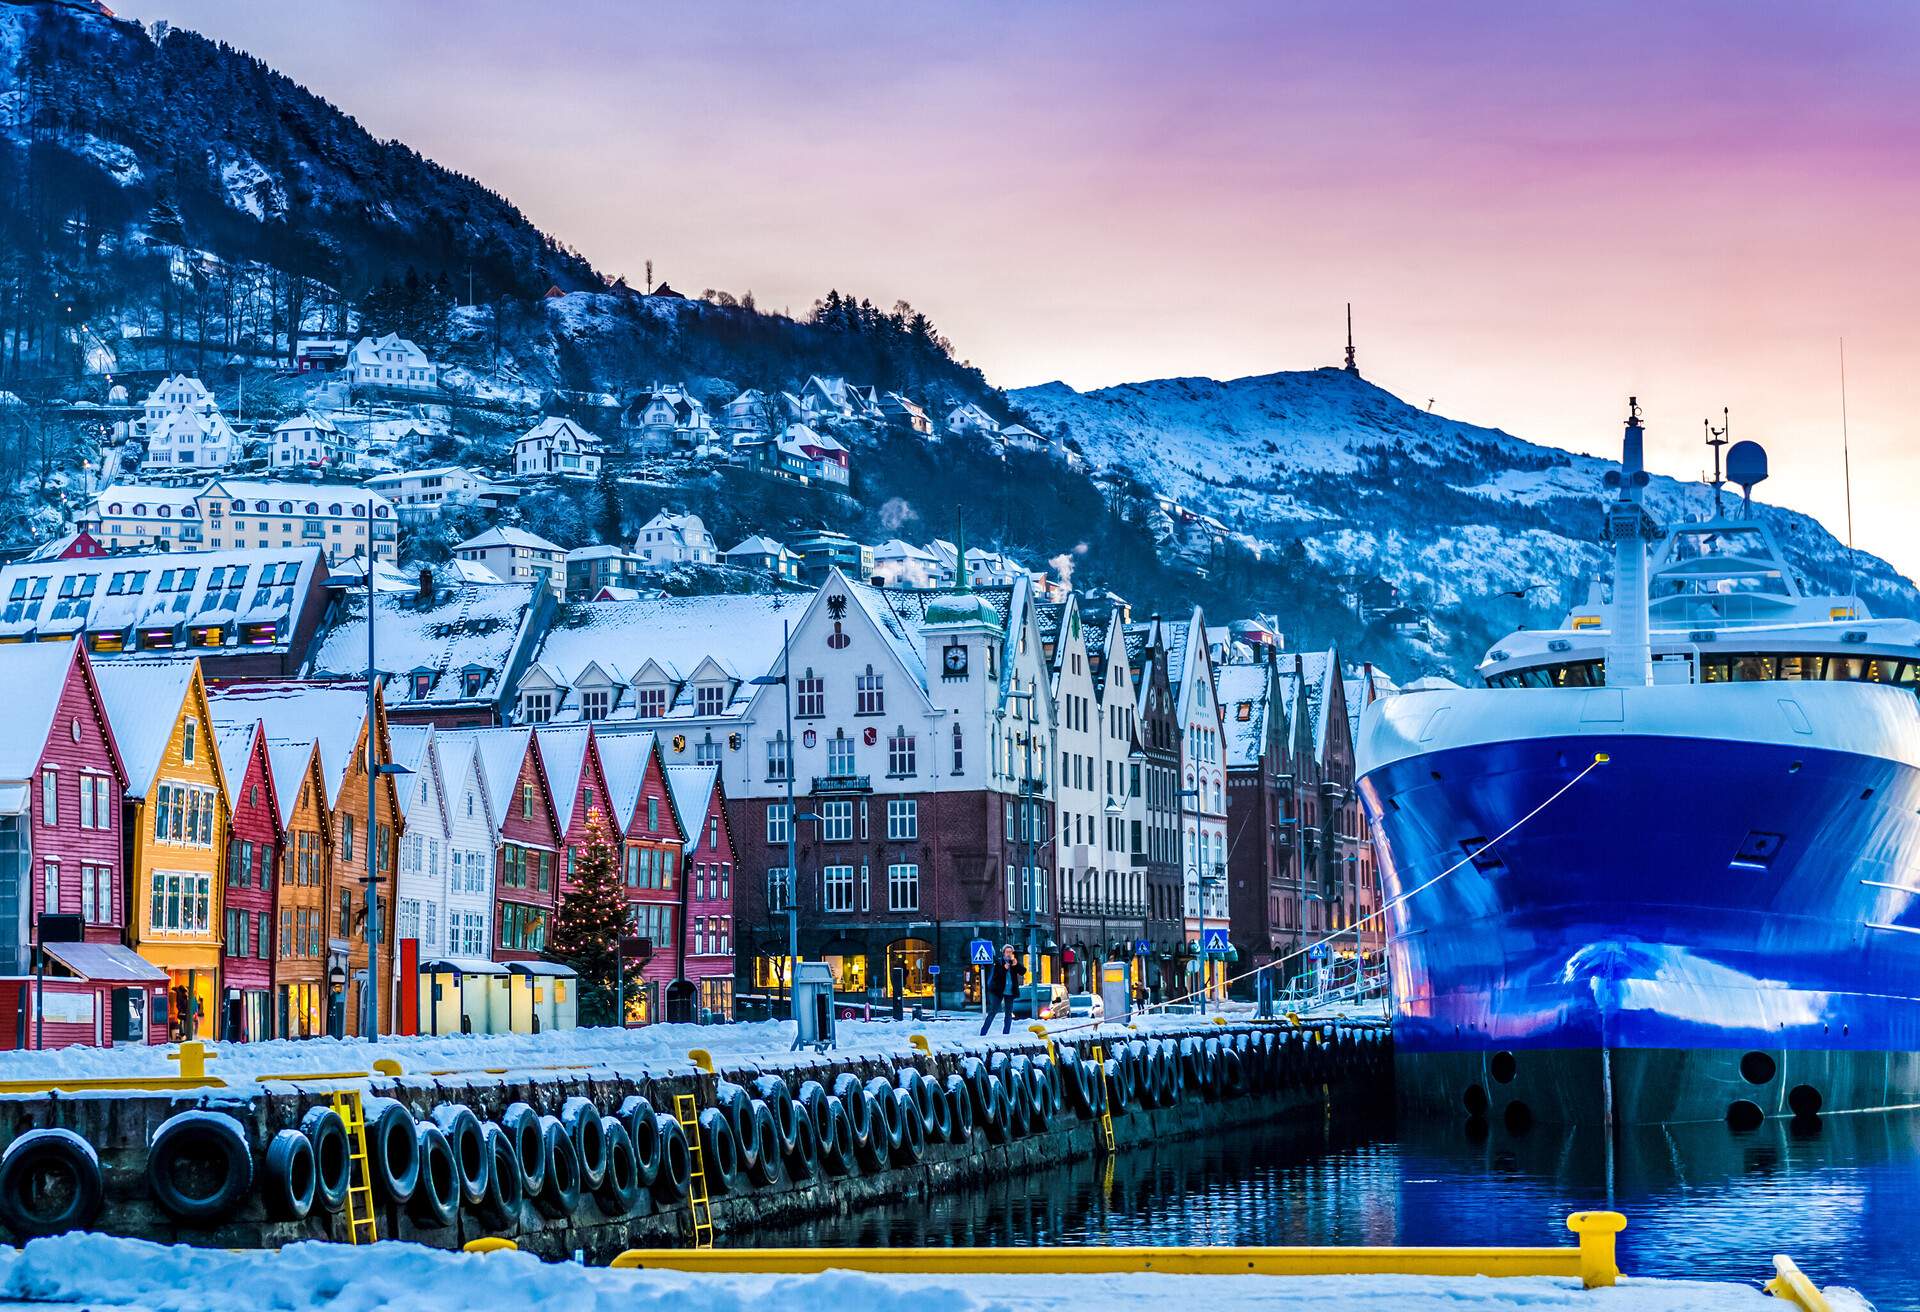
1013 368 1919 662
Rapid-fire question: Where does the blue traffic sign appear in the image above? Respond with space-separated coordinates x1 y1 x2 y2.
968 938 996 966
1307 943 1328 960
1133 939 1152 957
927 964 941 977
1203 928 1230 954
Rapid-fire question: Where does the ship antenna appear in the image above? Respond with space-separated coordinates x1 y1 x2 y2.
1705 407 1728 517
1602 396 1658 689
1840 338 1857 607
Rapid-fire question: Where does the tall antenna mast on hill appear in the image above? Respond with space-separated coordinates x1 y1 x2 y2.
1840 338 1857 604
1704 407 1728 516
1343 304 1358 375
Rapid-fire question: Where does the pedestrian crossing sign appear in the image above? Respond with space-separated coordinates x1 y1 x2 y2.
969 938 996 966
1203 928 1229 954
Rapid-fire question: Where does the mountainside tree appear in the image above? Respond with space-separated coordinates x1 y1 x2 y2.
547 807 629 1027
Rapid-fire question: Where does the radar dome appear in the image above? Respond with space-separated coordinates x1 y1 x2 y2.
1726 440 1768 490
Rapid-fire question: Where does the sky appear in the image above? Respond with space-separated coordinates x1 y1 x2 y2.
116 0 1920 575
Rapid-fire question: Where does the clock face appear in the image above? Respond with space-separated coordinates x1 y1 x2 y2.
943 644 968 675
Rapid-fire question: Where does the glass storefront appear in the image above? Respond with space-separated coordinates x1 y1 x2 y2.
885 938 935 998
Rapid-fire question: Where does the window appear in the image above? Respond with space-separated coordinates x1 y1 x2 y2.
520 690 553 723
521 783 534 820
581 688 610 721
695 684 727 716
887 798 918 840
342 814 355 862
887 730 916 778
40 768 55 826
766 732 789 782
767 866 792 913
766 803 791 844
856 666 884 715
637 686 668 718
695 735 722 766
42 861 58 915
796 670 824 718
827 732 856 777
183 718 196 763
81 864 111 923
823 864 857 913
149 871 212 934
887 863 919 912
647 796 659 831
821 800 853 842
952 724 964 774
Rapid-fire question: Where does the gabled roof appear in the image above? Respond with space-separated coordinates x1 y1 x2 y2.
665 763 719 845
455 525 563 554
536 724 595 834
94 661 199 797
595 730 661 831
518 415 604 449
265 738 323 832
306 580 544 710
438 727 543 832
1214 662 1275 768
0 641 87 780
209 682 371 808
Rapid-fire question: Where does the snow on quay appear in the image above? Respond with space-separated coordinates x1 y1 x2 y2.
0 1234 1866 1312
0 1012 1302 1085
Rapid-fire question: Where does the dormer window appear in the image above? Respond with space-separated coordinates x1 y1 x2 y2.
462 667 487 697
695 684 727 717
636 686 668 718
412 672 433 700
581 688 611 721
519 690 553 723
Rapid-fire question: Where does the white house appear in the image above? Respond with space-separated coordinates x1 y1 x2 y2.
197 479 398 563
869 539 949 588
86 482 205 549
722 535 801 582
364 466 511 519
513 416 604 479
349 333 438 392
140 375 217 430
626 385 713 445
1159 607 1229 997
391 725 454 962
999 423 1048 453
800 376 882 425
946 402 1000 437
440 735 500 962
633 510 717 568
453 525 566 598
270 413 346 470
142 406 238 471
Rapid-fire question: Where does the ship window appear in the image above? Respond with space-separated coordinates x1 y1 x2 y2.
1730 831 1784 871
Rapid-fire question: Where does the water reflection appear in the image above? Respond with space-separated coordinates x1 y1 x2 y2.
745 1111 1920 1308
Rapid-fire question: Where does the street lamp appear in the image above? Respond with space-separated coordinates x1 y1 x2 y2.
749 623 809 1019
1174 785 1225 1013
1004 682 1045 1002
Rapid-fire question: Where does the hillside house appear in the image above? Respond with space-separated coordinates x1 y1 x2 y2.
365 467 514 520
633 511 717 569
349 334 438 392
513 416 604 479
721 535 801 582
945 402 1000 437
453 527 566 599
565 545 646 598
879 392 931 435
624 385 713 446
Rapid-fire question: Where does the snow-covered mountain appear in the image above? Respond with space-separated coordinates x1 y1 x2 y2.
1012 367 1918 664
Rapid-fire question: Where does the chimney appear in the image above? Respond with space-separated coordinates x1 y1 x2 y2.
417 566 434 607
1363 660 1377 704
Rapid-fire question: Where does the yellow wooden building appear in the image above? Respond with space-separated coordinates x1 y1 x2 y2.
96 661 229 1040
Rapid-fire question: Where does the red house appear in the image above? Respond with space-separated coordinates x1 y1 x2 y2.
213 719 282 1041
596 731 683 1023
668 764 735 1022
458 728 560 963
0 640 162 1049
540 726 615 897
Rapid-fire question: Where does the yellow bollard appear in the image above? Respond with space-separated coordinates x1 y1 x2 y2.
1211 1016 1227 1026
372 1058 404 1078
1027 1024 1057 1062
687 1048 715 1074
909 1034 930 1054
1567 1211 1626 1288
167 1041 215 1081
464 1237 519 1254
1764 1255 1832 1312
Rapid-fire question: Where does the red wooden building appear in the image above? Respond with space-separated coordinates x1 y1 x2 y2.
214 719 282 1040
0 640 160 1049
540 726 615 897
596 731 683 1023
457 728 560 963
667 763 736 1022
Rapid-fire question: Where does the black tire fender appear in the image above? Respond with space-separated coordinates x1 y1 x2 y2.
262 1128 317 1221
653 1114 691 1203
619 1096 662 1192
595 1117 644 1217
499 1102 543 1200
478 1123 522 1228
944 1073 976 1140
560 1096 607 1192
785 1103 820 1181
299 1106 351 1214
745 1100 784 1188
532 1115 581 1219
696 1107 742 1196
410 1122 459 1228
360 1097 418 1205
0 1128 103 1237
146 1111 252 1224
429 1104 489 1208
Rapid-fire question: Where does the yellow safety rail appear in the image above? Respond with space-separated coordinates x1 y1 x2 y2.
0 1040 228 1094
612 1212 1627 1289
1088 1043 1115 1154
673 1092 714 1249
329 1089 379 1245
1765 1256 1832 1312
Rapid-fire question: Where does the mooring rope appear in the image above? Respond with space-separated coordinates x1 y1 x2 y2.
1043 751 1610 1036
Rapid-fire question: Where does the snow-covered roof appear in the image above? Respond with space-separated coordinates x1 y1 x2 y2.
0 642 82 780
449 558 508 586
273 412 339 434
566 544 637 563
213 719 259 800
202 479 392 515
94 661 198 797
724 535 790 558
387 724 443 827
528 591 811 690
1214 662 1275 768
536 724 593 833
517 416 603 449
436 727 534 830
665 763 718 843
456 525 563 555
264 739 319 830
94 482 199 514
209 682 371 807
306 581 543 711
594 730 660 829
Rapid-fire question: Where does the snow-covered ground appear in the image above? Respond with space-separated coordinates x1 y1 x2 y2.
0 1009 1317 1086
0 1234 1867 1312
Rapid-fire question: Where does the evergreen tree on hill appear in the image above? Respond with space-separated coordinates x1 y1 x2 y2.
548 807 630 1027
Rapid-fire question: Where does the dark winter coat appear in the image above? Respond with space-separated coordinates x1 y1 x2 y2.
985 959 1025 999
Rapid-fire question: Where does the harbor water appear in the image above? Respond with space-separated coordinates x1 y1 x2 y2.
744 1109 1920 1309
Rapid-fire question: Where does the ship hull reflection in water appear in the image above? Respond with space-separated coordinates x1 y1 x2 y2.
744 1111 1919 1309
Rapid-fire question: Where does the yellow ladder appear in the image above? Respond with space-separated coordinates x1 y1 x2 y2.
1088 1045 1116 1154
329 1089 379 1244
673 1092 714 1249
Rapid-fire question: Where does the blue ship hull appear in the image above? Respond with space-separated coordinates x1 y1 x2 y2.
1357 697 1920 1126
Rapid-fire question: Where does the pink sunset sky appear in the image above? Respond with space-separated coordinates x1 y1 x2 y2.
119 0 1920 574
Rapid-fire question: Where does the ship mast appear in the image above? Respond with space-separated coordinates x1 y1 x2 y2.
1705 407 1728 517
1603 398 1661 688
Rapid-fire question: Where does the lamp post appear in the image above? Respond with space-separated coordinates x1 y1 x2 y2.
750 623 808 1018
1004 682 1044 1002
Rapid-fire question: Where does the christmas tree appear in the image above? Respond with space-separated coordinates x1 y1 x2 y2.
548 806 630 1026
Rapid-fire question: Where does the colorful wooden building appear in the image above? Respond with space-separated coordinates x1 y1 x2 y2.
265 738 331 1038
453 728 560 965
96 660 230 1040
596 730 683 1023
667 763 736 1022
213 719 282 1041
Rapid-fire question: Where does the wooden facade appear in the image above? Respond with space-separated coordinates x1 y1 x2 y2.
217 722 281 1041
